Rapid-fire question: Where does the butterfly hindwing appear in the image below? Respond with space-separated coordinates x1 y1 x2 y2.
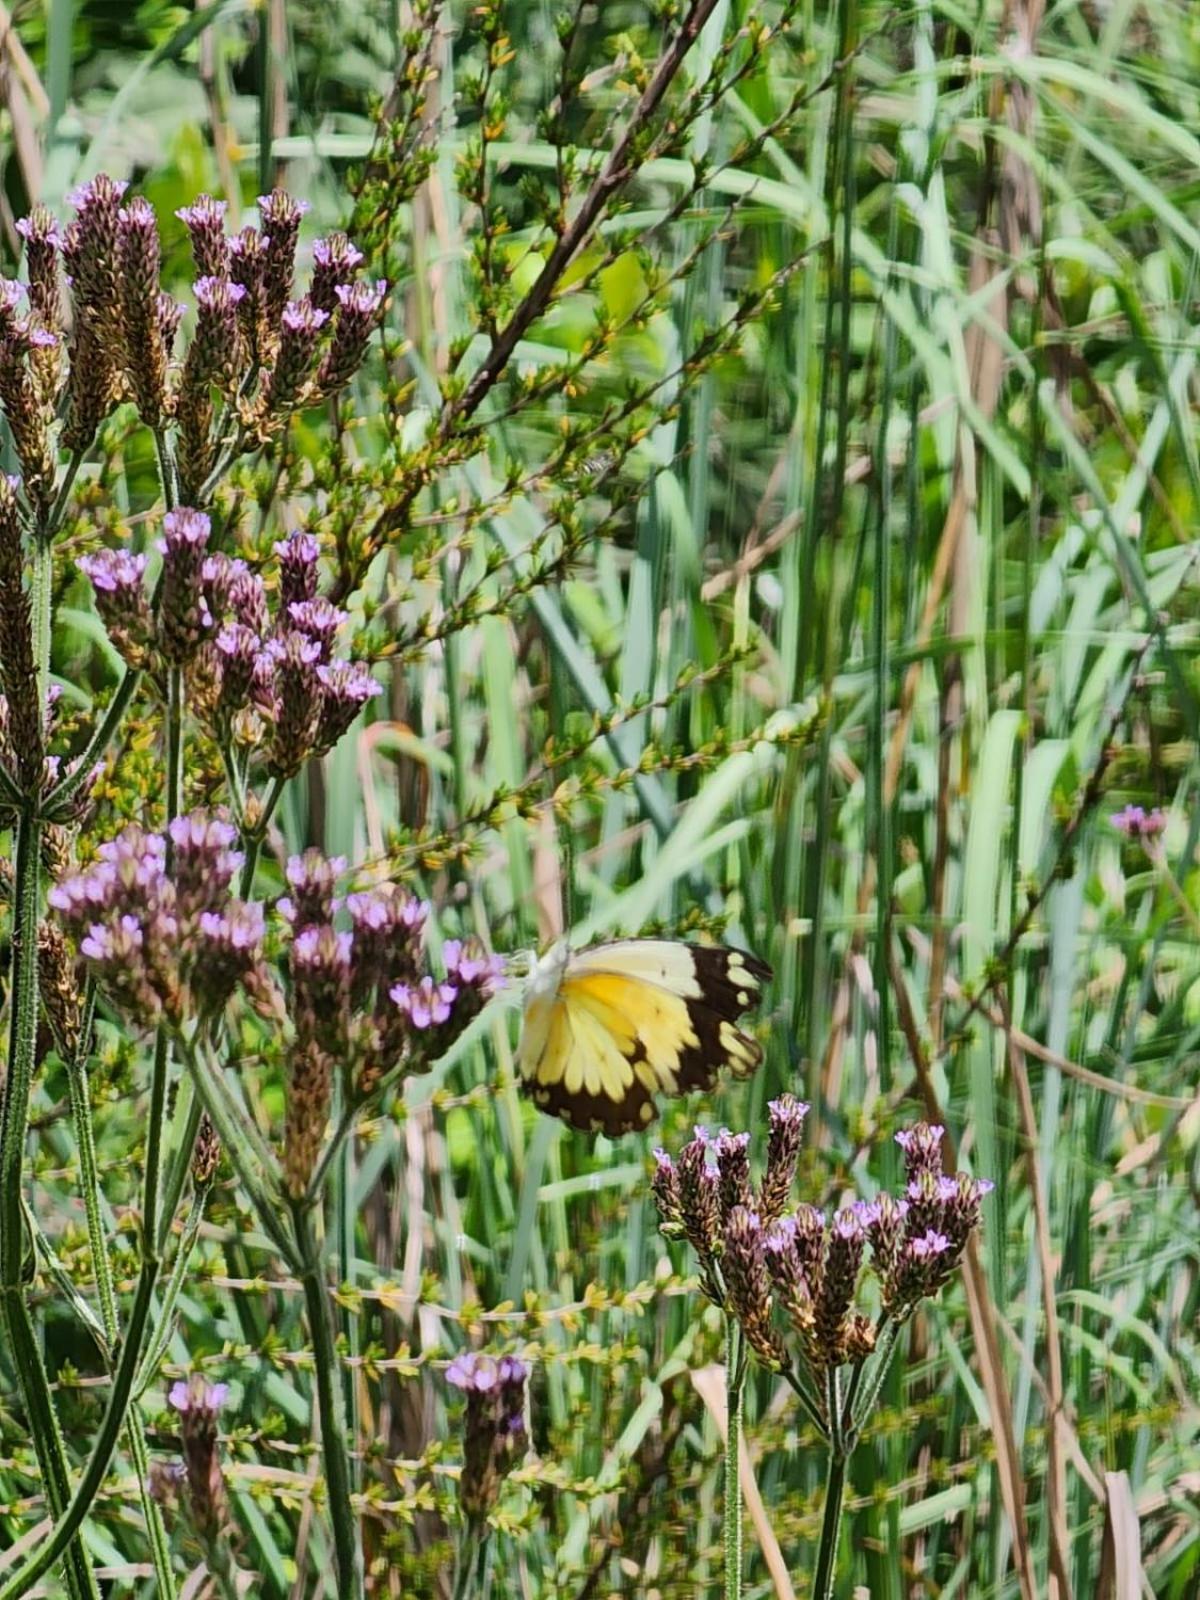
517 939 770 1134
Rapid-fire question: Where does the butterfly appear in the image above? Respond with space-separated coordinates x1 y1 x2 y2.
516 939 771 1134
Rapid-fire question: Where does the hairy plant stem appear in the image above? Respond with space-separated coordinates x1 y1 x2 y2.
0 1260 161 1600
0 531 99 1600
724 1314 745 1600
239 770 287 895
812 1447 848 1600
65 1037 177 1593
43 666 142 814
136 1174 214 1398
292 1200 364 1599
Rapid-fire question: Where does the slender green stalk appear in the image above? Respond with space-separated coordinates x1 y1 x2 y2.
136 1176 214 1398
43 667 142 813
451 1524 493 1600
239 771 288 895
0 810 98 1600
155 1082 203 1257
812 1448 848 1600
41 450 84 542
848 1319 902 1446
0 1260 160 1600
782 1364 830 1437
66 1029 176 1594
723 1314 744 1600
154 428 180 511
293 1201 365 1599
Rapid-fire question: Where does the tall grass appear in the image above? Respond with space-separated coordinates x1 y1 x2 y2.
1 0 1198 1596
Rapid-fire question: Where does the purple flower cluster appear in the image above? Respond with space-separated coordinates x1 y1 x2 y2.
1110 804 1167 842
78 511 382 774
277 852 504 1195
173 183 385 437
652 1115 990 1385
445 1352 528 1518
49 813 263 1026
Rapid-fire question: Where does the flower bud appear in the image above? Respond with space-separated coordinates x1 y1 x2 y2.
156 507 213 664
310 232 365 314
257 190 310 330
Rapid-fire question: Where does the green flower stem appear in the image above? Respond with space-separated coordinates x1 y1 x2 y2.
451 1521 492 1600
723 1313 745 1600
175 1037 292 1260
45 667 142 814
848 1318 901 1448
0 1258 160 1600
41 450 84 543
292 1200 364 1599
200 1527 244 1600
811 1447 848 1600
782 1364 830 1438
153 428 179 511
0 804 98 1600
22 1195 109 1356
65 1026 176 1594
155 1081 202 1257
136 1176 214 1399
239 771 288 895
0 758 23 808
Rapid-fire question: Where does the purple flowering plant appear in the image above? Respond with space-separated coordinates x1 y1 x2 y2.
0 10 844 1599
652 1107 991 1600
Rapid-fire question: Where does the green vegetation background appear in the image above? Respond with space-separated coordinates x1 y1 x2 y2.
1 0 1198 1596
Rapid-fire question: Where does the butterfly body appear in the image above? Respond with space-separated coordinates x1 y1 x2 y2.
517 939 770 1134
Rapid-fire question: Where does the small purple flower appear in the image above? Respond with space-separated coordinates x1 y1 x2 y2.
894 1122 945 1183
257 190 311 326
314 659 383 752
279 849 346 930
310 232 365 314
274 530 321 608
168 1374 229 1539
291 922 353 1056
194 901 265 1013
169 1377 230 1417
264 298 330 414
446 1350 528 1517
1111 804 1167 841
176 194 230 279
264 631 324 776
713 1128 753 1219
214 622 260 720
167 810 243 919
390 974 457 1030
288 597 347 659
317 279 386 395
447 1352 499 1393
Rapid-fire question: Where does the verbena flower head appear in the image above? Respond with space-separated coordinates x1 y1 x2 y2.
310 232 365 314
653 1113 991 1413
317 279 386 395
50 814 263 1027
446 1351 529 1519
157 507 213 664
168 1375 229 1540
280 849 346 930
275 530 321 608
1111 804 1167 841
176 194 229 278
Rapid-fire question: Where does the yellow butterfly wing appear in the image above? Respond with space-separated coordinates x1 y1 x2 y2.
517 940 770 1134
